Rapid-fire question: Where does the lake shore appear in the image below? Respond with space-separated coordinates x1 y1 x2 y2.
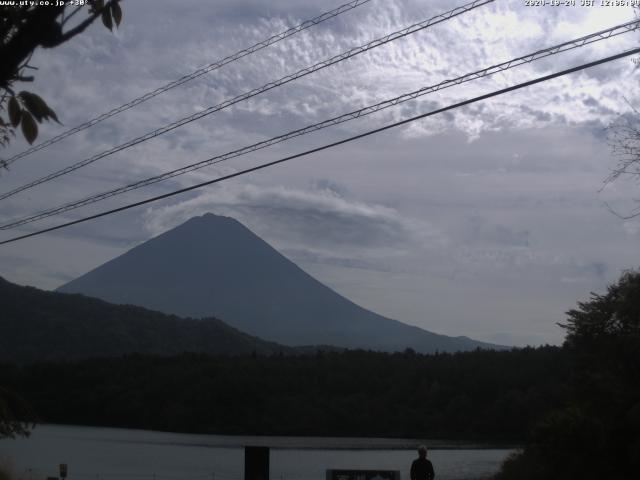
1 424 515 480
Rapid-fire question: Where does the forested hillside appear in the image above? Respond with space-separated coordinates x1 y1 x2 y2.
0 276 292 362
1 347 569 441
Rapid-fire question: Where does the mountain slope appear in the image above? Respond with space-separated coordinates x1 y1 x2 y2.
0 276 292 363
58 213 501 353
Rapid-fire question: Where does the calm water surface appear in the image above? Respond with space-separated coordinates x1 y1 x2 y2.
0 425 514 480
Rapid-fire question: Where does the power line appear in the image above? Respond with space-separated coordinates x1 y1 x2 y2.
2 0 373 167
1 19 637 230
1 46 637 247
0 0 494 202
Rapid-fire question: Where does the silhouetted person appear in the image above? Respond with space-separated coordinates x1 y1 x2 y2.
410 445 435 480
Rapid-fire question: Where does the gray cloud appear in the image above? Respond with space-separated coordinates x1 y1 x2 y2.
459 215 531 247
143 180 446 256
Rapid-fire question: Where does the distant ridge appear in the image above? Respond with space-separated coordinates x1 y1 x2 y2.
0 276 292 363
58 213 502 353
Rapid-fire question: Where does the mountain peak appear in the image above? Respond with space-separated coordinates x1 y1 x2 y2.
200 212 236 222
179 212 241 229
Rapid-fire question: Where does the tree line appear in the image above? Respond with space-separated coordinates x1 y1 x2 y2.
1 346 569 442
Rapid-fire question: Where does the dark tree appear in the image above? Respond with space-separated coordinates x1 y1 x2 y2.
496 270 640 480
0 0 122 153
0 387 36 439
563 269 640 343
604 109 640 218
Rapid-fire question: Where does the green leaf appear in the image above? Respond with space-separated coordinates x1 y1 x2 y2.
19 92 47 123
101 7 113 30
112 1 122 27
21 111 38 144
44 105 61 125
18 92 60 124
8 96 21 128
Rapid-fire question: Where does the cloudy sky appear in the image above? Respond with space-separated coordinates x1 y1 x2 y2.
1 0 639 346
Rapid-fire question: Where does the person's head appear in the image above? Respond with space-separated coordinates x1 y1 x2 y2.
417 445 427 458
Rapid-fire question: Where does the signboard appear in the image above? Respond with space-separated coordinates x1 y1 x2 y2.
326 469 401 480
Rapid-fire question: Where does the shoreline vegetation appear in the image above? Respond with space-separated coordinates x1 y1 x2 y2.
494 271 640 480
1 346 569 442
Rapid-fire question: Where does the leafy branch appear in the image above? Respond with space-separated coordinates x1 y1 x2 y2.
0 0 123 161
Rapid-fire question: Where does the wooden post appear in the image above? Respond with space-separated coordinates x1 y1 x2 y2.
244 446 269 480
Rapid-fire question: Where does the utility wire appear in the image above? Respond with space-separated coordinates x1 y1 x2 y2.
1 46 637 247
1 19 637 230
0 0 493 202
2 0 373 167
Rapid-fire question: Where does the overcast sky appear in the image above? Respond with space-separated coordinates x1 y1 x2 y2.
1 0 639 346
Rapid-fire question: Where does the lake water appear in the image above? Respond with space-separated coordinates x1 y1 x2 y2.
0 425 515 480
